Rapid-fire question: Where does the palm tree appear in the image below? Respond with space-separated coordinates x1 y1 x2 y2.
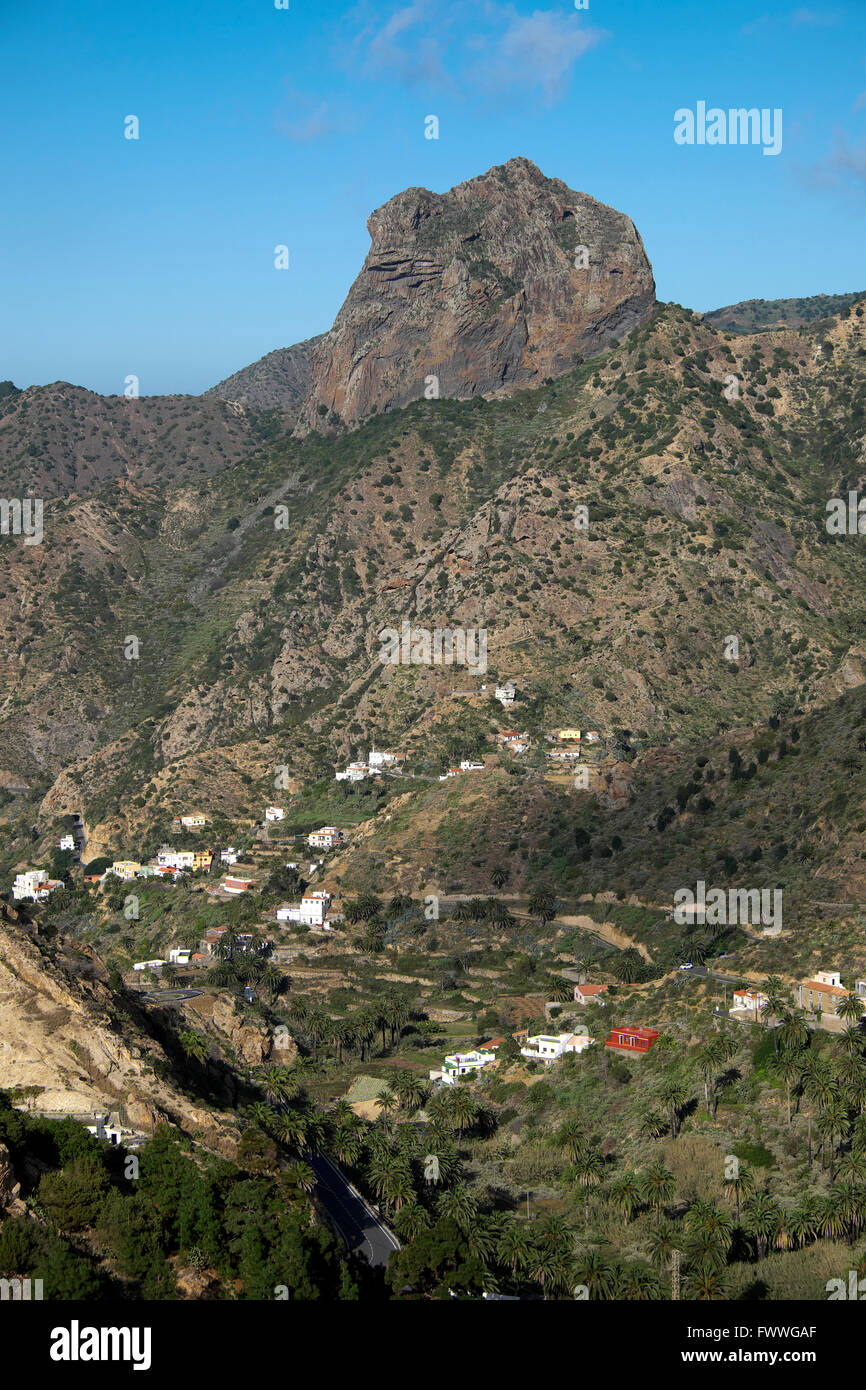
638 1110 668 1140
776 1009 810 1058
375 1085 399 1136
259 961 287 1000
686 1268 729 1300
645 1218 680 1271
609 1171 642 1225
619 1262 662 1300
283 1160 316 1194
643 1162 676 1223
436 1185 478 1233
838 993 865 1027
659 1080 687 1139
527 887 557 926
571 1248 619 1301
788 1203 817 1251
179 1029 208 1064
694 1039 727 1116
722 1163 755 1222
817 1096 850 1182
393 1204 429 1242
555 1119 587 1164
332 1123 363 1168
276 1110 308 1151
261 1065 294 1105
446 1087 478 1134
573 1149 605 1221
773 1052 803 1126
743 1192 780 1259
497 1222 532 1276
761 976 791 1045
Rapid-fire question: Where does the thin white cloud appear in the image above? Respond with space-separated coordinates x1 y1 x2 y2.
790 7 842 25
470 8 605 104
336 2 605 104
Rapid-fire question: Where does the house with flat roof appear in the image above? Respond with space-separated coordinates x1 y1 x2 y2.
604 1024 659 1054
520 1032 595 1064
435 1049 496 1086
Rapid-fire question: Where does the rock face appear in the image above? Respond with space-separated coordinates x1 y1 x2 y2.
0 919 236 1157
205 335 323 411
298 157 655 428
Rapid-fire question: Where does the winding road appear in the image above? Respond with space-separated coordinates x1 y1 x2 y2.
312 1153 400 1269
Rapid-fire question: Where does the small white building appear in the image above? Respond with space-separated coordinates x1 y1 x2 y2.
308 827 344 850
13 869 47 901
179 814 208 829
157 847 195 870
168 948 192 966
495 682 517 708
336 762 369 782
459 760 484 771
59 834 76 851
731 989 769 1019
265 807 285 822
368 749 398 769
277 891 331 926
220 848 238 865
436 1050 497 1086
520 1033 595 1064
133 959 166 972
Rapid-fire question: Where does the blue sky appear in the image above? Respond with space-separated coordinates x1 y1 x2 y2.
2 0 864 395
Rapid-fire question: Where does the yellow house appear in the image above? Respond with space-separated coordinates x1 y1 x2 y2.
192 850 213 872
559 728 582 742
110 861 141 881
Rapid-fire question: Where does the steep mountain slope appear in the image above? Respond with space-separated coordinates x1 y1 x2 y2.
0 384 285 499
0 911 237 1153
1 295 865 873
298 157 656 429
205 335 324 411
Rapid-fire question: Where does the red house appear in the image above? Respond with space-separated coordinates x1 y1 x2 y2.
604 1024 659 1054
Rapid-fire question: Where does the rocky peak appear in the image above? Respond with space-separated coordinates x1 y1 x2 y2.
298 157 655 428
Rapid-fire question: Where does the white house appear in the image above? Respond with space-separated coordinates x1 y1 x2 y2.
460 759 485 771
308 827 344 850
157 847 195 870
220 848 238 865
168 948 192 966
132 959 166 972
179 814 208 829
336 762 369 783
584 731 601 744
85 1113 129 1146
731 989 769 1019
520 1033 595 1064
436 1050 497 1085
13 869 62 902
265 806 285 822
277 891 331 926
368 749 395 768
495 682 517 707
59 834 76 851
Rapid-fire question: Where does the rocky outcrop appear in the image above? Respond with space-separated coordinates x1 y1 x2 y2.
0 920 236 1157
298 157 655 428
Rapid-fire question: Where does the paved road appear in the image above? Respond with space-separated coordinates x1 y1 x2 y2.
312 1153 400 1269
138 988 204 1004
